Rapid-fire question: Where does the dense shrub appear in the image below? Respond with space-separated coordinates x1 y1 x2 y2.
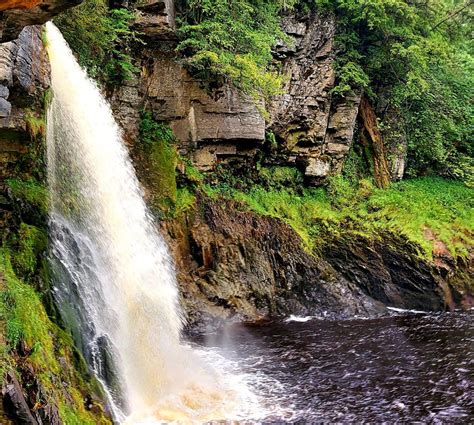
309 0 473 182
55 0 140 84
176 0 296 101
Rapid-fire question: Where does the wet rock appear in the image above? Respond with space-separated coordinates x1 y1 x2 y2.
162 197 386 332
2 372 38 424
323 234 473 311
0 25 49 230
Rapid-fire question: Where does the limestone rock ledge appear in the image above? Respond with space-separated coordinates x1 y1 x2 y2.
111 1 265 173
0 0 83 42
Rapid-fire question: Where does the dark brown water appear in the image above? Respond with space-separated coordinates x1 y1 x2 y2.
197 311 474 423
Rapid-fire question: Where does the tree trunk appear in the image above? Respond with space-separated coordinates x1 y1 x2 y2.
359 97 391 189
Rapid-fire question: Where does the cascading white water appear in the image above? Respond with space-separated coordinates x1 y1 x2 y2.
45 22 252 423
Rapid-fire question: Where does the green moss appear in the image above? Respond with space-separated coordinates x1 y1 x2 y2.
204 177 474 260
0 250 111 424
25 111 46 140
173 188 197 217
7 178 49 215
11 223 47 279
148 139 178 212
43 88 53 111
140 113 179 213
259 166 304 190
184 161 204 185
0 249 58 368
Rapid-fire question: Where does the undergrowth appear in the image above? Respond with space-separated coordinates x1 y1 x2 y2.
7 178 49 215
54 0 140 85
0 249 109 423
203 177 474 260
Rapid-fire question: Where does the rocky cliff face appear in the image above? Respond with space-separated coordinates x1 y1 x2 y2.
0 25 49 233
111 0 266 171
159 194 472 332
106 0 472 328
111 2 363 180
162 196 386 332
268 11 361 182
0 3 112 423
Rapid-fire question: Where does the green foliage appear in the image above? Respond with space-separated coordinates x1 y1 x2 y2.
366 177 473 257
204 177 473 259
259 166 304 190
7 178 49 215
25 111 46 140
342 145 370 183
315 0 473 182
184 161 204 185
0 249 55 359
54 0 140 84
11 224 47 279
140 112 175 147
139 112 178 213
265 131 278 149
176 0 294 102
173 188 197 217
402 55 474 179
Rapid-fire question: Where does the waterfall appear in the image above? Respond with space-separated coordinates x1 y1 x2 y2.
45 22 238 422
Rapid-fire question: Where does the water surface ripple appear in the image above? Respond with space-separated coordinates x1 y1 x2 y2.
198 311 474 423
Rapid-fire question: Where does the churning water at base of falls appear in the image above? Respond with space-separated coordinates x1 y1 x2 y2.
197 310 474 423
45 22 263 423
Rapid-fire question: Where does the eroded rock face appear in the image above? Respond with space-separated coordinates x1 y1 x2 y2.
0 25 48 177
161 197 386 332
110 0 266 172
323 234 474 311
113 5 364 180
0 25 49 232
112 48 265 171
134 0 176 39
268 12 361 181
109 3 372 180
160 197 473 333
0 0 83 42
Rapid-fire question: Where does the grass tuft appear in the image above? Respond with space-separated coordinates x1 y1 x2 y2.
203 177 474 259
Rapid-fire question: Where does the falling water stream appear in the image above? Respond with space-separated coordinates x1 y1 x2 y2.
45 22 257 423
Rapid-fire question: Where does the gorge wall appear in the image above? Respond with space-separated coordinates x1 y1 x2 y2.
0 0 472 422
108 0 472 327
0 3 114 424
111 1 378 183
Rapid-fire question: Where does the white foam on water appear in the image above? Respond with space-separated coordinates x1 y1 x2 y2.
285 315 314 323
387 307 428 315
